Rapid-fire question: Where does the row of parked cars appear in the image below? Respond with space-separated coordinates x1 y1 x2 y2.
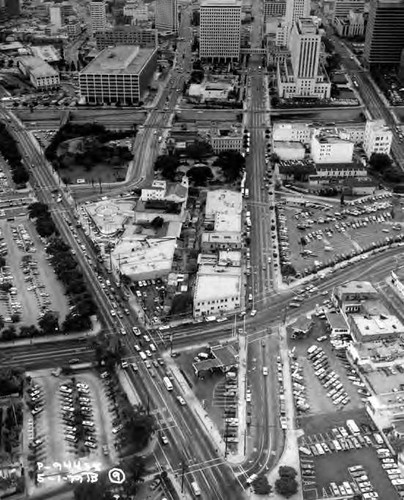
307 345 351 409
289 359 310 415
59 381 100 453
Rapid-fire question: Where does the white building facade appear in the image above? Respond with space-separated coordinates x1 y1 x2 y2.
200 0 242 61
311 133 354 163
363 119 393 158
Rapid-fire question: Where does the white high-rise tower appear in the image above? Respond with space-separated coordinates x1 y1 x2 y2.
285 0 310 29
90 0 106 35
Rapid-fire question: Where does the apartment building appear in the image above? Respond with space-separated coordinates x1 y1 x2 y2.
90 0 106 35
363 119 393 157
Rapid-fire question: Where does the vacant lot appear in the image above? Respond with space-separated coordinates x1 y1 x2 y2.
300 410 400 500
0 218 68 330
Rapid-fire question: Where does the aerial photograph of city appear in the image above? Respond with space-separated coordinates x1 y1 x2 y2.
2 0 404 498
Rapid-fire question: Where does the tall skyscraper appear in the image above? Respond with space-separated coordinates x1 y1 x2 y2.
289 17 321 78
155 0 178 33
277 18 331 98
90 0 107 35
285 0 310 28
364 0 404 67
200 0 242 61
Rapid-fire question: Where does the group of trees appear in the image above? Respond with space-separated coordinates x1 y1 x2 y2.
0 123 30 186
0 368 24 397
212 150 245 182
368 152 404 184
45 123 135 171
275 466 299 498
28 202 97 333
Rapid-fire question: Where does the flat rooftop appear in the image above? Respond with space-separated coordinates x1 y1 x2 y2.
336 280 378 296
326 311 349 330
18 56 58 77
80 46 155 75
205 189 242 232
194 271 241 303
351 314 404 338
85 199 134 236
111 237 176 276
274 141 305 149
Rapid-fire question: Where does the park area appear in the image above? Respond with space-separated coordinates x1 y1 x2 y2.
44 123 135 184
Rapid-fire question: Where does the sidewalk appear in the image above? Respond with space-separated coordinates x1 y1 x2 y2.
0 316 100 349
163 353 226 456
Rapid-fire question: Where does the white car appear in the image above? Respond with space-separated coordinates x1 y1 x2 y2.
250 310 257 317
132 327 141 336
262 367 268 376
134 344 141 352
145 350 152 357
177 396 186 406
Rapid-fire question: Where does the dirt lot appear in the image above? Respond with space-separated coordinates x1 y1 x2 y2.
299 410 400 500
26 370 116 478
289 318 364 415
280 197 402 275
0 217 68 329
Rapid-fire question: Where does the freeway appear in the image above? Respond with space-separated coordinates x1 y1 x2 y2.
0 7 244 500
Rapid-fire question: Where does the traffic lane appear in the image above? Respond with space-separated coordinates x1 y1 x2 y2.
128 355 240 500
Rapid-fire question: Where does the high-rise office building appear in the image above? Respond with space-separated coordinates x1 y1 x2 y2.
90 0 107 35
289 17 321 78
200 0 242 61
285 0 310 28
364 0 404 67
95 26 157 50
264 0 286 20
332 0 365 19
277 18 331 98
50 5 63 28
155 0 178 33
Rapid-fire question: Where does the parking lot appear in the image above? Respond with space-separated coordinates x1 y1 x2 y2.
0 218 68 329
298 410 402 500
25 370 117 485
289 318 365 415
277 193 403 276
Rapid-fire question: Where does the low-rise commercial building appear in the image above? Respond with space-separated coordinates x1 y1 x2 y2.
17 56 60 89
140 177 188 203
79 45 158 105
349 314 404 342
326 311 350 335
193 264 242 318
202 125 243 152
273 122 312 143
333 280 379 313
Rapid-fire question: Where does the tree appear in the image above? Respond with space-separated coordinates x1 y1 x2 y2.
12 166 29 185
185 140 213 160
154 155 180 180
0 315 4 331
123 407 155 453
369 152 392 172
0 368 24 396
10 313 20 323
169 293 193 316
187 166 213 186
1 326 16 341
252 476 272 495
38 311 59 335
213 150 245 182
275 466 298 498
151 216 164 229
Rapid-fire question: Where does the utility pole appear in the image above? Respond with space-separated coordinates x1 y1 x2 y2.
170 333 173 356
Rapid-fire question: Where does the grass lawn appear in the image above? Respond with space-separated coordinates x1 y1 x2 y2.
60 162 129 185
